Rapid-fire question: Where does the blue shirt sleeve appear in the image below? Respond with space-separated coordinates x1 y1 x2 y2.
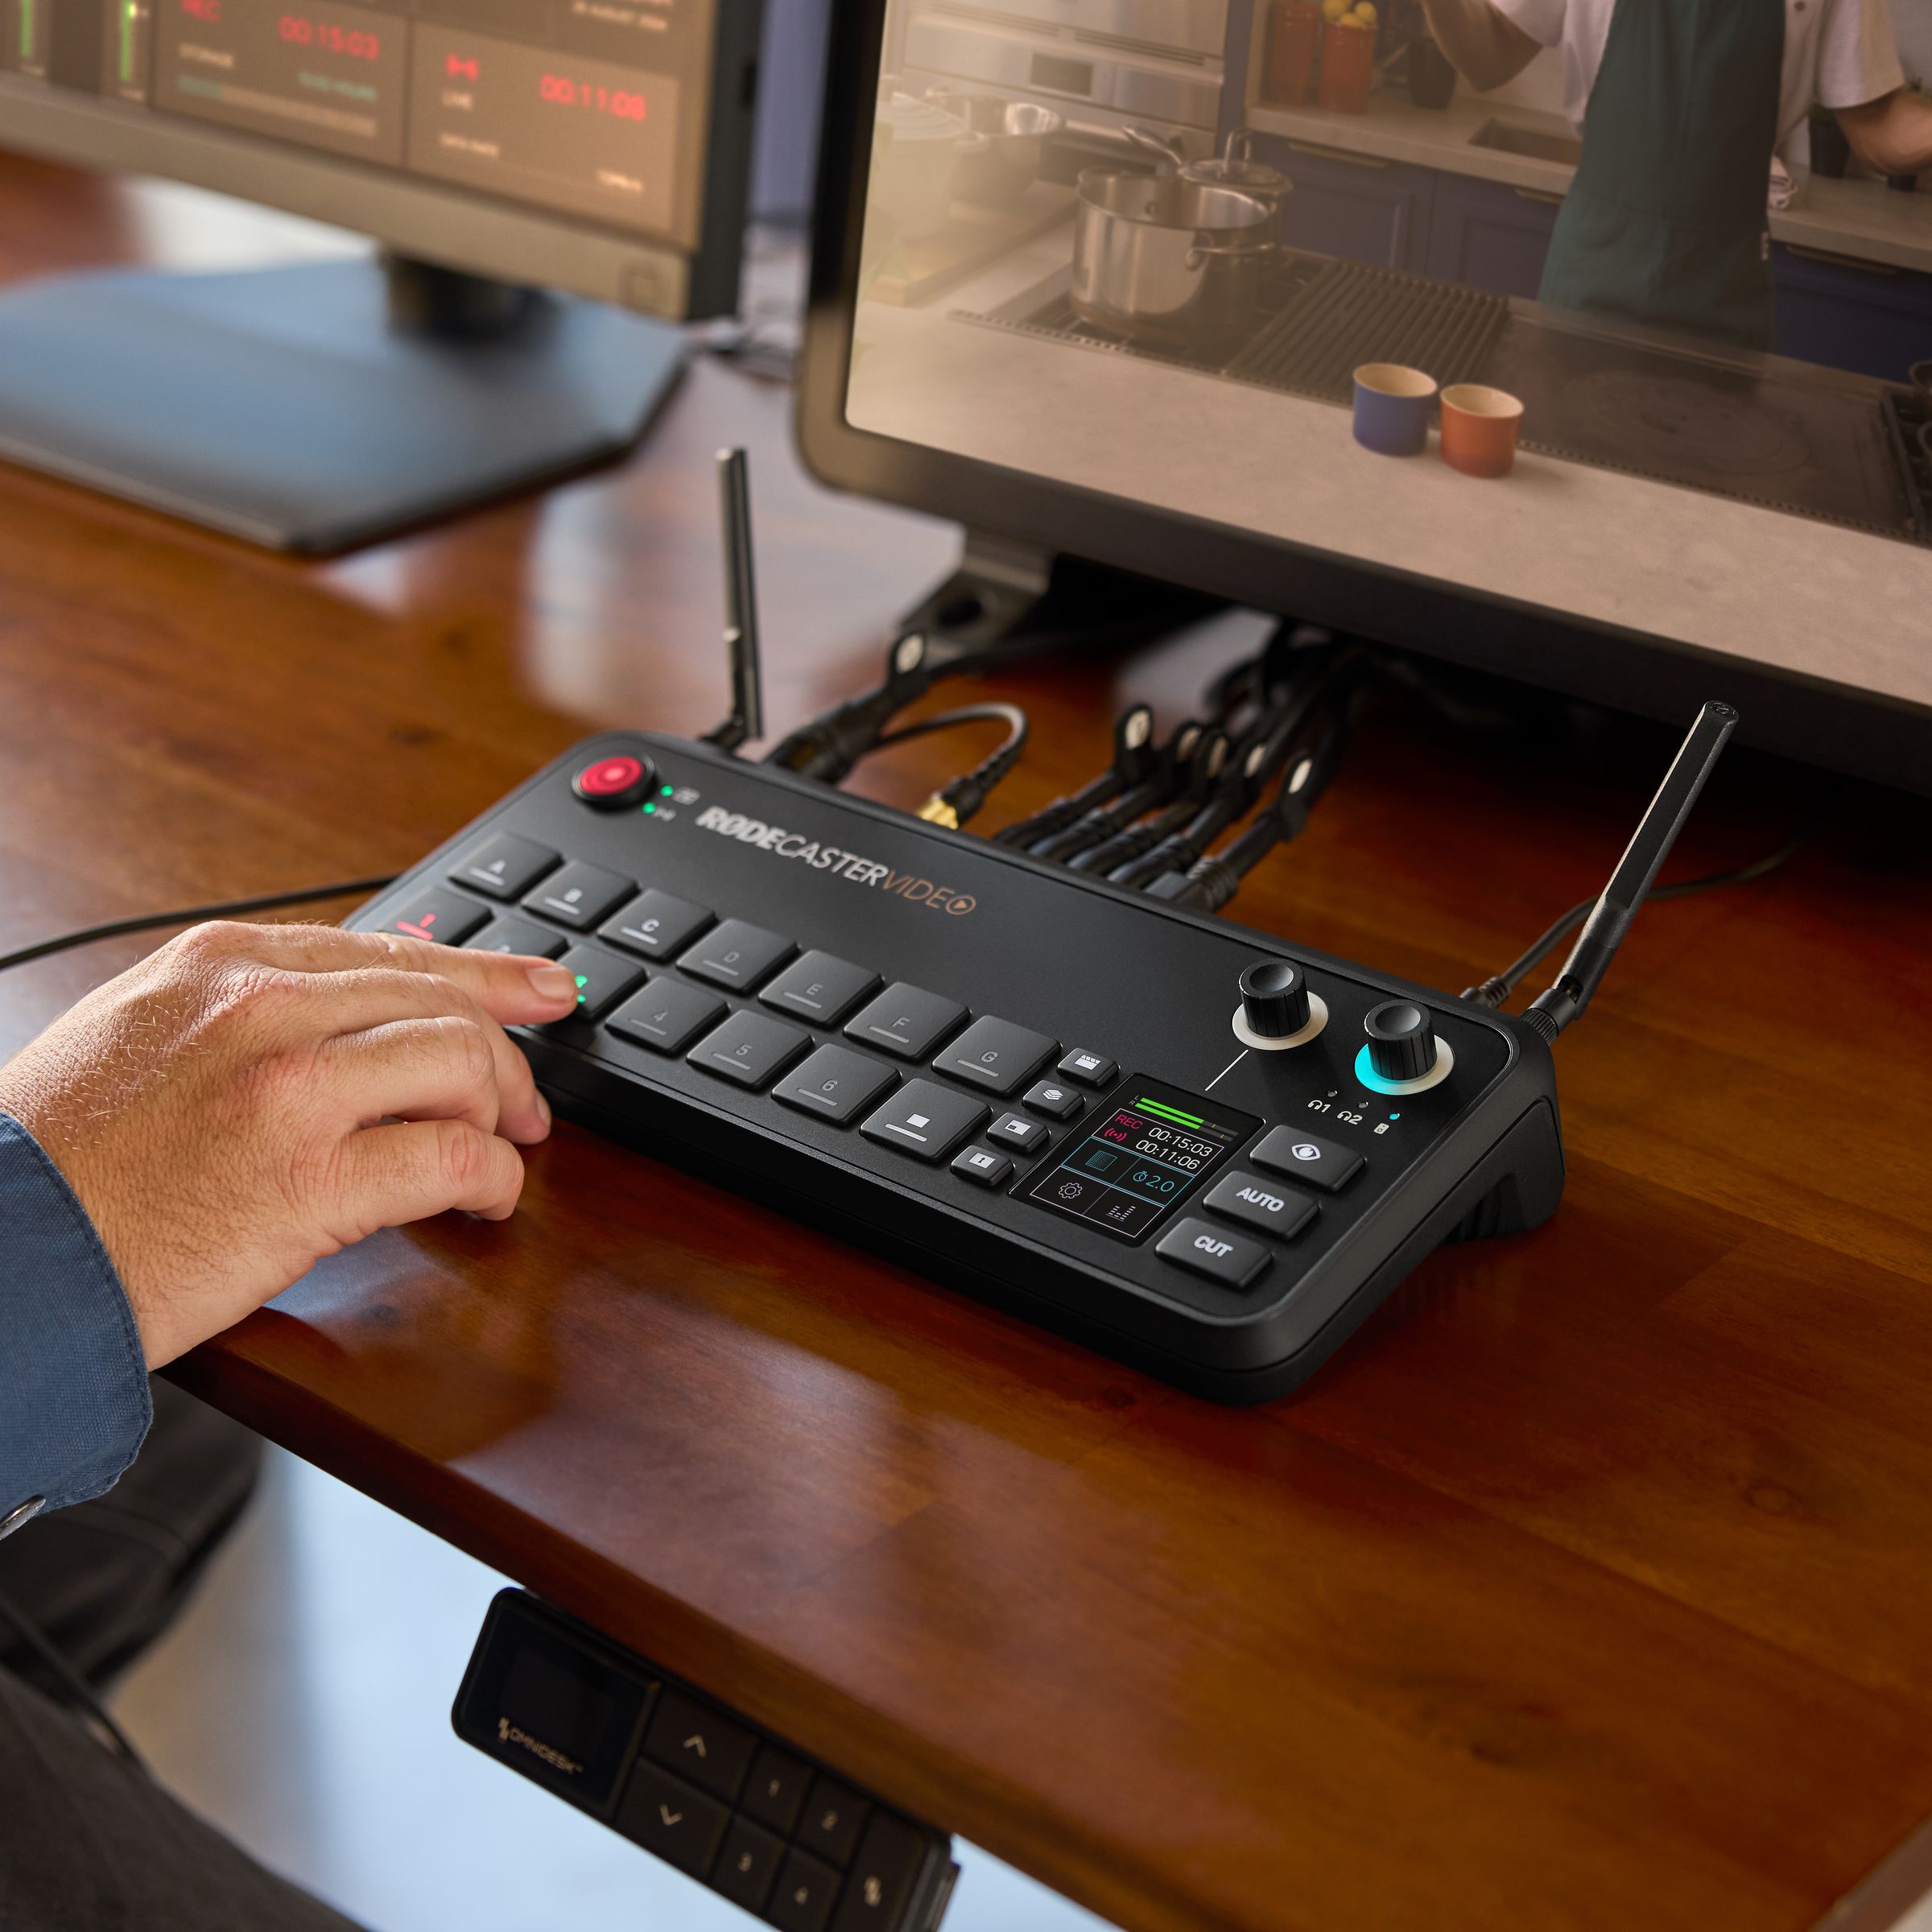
0 1113 152 1516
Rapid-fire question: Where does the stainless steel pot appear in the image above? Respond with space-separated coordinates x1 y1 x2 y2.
1070 167 1278 351
1179 130 1293 221
923 91 1067 205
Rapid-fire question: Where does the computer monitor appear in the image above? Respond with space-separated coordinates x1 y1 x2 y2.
798 0 1932 791
0 0 766 550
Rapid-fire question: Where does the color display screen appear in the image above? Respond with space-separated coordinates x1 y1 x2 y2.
2 0 716 248
1021 1078 1258 1245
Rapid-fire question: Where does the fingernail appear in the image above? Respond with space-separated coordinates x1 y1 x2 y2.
535 1091 552 1130
528 964 577 1003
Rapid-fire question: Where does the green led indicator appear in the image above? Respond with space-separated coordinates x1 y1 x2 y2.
660 784 673 795
643 802 657 814
1389 1112 1401 1121
573 975 589 1004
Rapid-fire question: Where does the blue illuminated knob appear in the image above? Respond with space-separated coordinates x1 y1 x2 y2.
1240 960 1311 1039
1364 1000 1437 1084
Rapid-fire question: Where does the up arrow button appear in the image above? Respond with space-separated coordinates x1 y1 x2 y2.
642 1689 756 1802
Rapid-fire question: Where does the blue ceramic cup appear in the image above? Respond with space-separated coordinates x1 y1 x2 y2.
1352 363 1438 456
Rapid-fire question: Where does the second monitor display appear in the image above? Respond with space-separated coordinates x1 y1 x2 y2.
7 0 717 250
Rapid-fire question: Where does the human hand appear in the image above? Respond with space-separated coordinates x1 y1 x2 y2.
0 922 580 1368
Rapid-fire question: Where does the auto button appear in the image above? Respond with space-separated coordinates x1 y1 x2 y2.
1202 1170 1317 1241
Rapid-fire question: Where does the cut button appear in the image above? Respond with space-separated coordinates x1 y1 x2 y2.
1154 1216 1274 1290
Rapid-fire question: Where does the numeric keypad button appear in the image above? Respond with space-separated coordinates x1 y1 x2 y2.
740 1743 812 1836
797 1775 869 1868
606 979 726 1055
773 1046 898 1126
688 1010 811 1091
714 1817 783 1913
768 1848 842 1932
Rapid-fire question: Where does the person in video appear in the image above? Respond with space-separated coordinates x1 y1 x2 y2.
0 922 580 1930
1418 0 1932 349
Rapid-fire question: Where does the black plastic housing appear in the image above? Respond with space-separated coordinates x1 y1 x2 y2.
350 735 1566 1402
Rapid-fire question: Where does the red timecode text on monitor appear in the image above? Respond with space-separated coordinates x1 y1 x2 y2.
276 16 382 61
537 74 647 120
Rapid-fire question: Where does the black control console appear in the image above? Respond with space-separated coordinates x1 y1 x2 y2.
454 1591 958 1931
349 731 1567 1401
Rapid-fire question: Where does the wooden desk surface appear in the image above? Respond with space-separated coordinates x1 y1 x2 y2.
5 155 1932 1932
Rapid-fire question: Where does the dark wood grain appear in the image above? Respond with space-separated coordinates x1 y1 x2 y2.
5 155 1932 1932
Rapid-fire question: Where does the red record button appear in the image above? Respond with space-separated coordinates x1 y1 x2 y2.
572 753 657 810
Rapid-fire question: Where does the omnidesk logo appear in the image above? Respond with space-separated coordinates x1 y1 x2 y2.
693 806 976 915
497 1716 584 1777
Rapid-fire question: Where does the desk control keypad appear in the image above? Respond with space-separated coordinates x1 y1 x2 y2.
456 1591 960 1932
357 733 1554 1403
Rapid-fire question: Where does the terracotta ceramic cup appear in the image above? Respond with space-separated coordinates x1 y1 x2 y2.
1439 383 1525 477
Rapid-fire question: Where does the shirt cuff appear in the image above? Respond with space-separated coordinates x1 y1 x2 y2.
0 1113 151 1513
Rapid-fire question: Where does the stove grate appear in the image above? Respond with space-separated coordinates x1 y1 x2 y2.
1227 261 1508 400
957 254 1502 403
1882 386 1931 539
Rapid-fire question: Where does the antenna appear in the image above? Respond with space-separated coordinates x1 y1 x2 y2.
704 447 765 752
1521 700 1739 1042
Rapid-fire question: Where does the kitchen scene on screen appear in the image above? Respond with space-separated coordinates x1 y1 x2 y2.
845 0 1932 693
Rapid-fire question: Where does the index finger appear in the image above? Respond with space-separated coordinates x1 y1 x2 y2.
210 922 581 1026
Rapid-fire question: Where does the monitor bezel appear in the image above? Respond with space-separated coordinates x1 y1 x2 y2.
0 0 764 322
794 0 1932 794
